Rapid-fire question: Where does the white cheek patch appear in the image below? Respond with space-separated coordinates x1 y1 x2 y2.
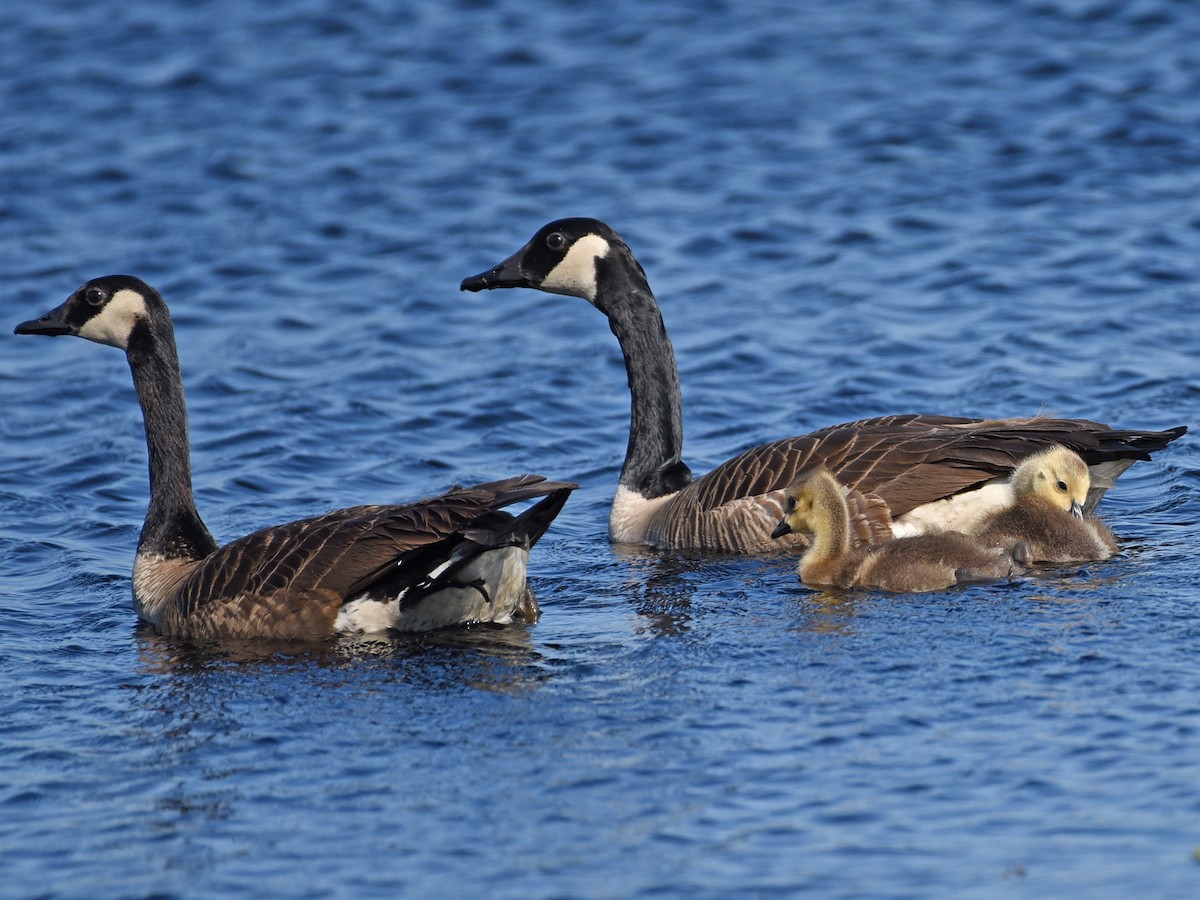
78 288 148 349
540 233 610 302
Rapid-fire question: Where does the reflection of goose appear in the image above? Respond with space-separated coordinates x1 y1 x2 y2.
973 445 1117 564
16 275 576 640
772 467 1024 592
462 218 1185 554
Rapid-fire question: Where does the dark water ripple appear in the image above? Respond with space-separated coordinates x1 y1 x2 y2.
3 0 1200 896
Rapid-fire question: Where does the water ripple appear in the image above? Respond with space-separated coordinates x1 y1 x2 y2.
2 0 1200 897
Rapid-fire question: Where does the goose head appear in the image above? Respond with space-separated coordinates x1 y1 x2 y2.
771 467 839 539
15 275 161 351
1011 445 1089 520
461 217 645 309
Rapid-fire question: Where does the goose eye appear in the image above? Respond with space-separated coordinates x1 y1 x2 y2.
1056 480 1068 493
786 497 796 510
546 232 567 250
84 287 107 306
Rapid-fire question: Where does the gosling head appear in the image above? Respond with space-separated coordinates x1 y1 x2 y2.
460 217 637 306
771 467 838 539
1011 445 1090 520
15 275 161 351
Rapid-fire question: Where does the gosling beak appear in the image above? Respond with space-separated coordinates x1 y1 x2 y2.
14 300 74 337
770 519 793 540
460 249 530 292
1070 500 1084 521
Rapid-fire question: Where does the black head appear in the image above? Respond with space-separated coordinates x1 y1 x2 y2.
15 275 160 350
460 217 628 302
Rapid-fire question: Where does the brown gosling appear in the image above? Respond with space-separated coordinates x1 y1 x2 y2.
973 445 1118 564
771 467 1025 593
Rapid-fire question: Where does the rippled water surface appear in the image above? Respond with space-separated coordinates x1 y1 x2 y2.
4 1 1200 896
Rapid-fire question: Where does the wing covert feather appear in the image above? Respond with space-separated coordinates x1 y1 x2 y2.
689 415 1182 519
171 477 574 620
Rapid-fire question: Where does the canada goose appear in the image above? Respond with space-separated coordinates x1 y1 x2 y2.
15 275 577 641
771 467 1024 592
972 445 1118 564
461 217 1185 553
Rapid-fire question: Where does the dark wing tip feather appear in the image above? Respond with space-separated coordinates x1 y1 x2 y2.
456 484 575 550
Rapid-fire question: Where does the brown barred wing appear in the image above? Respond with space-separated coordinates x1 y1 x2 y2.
690 415 1185 520
169 475 575 627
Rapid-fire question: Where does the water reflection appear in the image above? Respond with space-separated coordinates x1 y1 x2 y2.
609 544 699 637
1023 569 1131 604
612 539 878 638
771 563 1132 635
133 619 548 694
790 588 866 635
123 617 555 878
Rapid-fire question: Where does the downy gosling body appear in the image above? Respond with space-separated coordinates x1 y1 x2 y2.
772 467 1025 593
973 445 1118 564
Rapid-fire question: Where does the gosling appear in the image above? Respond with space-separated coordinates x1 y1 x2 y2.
771 467 1025 593
972 445 1118 564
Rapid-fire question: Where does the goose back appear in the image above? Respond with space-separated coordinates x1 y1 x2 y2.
623 413 1179 553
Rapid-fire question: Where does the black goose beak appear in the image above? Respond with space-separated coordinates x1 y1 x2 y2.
1070 500 1084 521
460 249 530 292
770 519 793 540
15 301 74 337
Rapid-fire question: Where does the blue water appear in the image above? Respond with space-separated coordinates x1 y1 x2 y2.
3 0 1200 896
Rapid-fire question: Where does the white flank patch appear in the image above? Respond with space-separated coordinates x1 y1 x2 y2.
393 547 530 632
540 233 610 302
78 288 148 349
335 595 403 634
609 484 674 544
338 548 533 634
891 480 1014 538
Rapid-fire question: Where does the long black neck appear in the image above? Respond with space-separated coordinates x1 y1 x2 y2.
125 315 218 561
594 253 693 499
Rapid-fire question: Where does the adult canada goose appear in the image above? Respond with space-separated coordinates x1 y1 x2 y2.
771 467 1025 592
15 275 576 641
972 445 1118 564
461 217 1185 553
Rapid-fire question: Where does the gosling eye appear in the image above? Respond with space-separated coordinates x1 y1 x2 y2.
1056 480 1068 493
84 287 107 306
545 232 567 251
786 496 796 511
